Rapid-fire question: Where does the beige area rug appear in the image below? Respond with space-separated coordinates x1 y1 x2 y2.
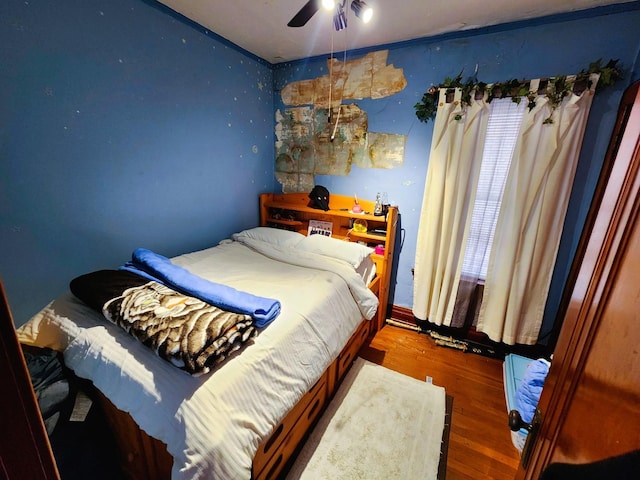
286 357 447 480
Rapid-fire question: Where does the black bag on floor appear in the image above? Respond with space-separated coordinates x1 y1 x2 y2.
22 345 72 436
21 344 124 479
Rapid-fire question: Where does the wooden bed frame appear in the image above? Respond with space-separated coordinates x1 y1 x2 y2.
38 193 398 479
94 318 372 480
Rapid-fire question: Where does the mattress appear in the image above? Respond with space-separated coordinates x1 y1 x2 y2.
17 237 378 479
503 353 533 452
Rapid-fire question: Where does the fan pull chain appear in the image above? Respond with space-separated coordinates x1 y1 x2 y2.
330 20 348 141
328 20 334 124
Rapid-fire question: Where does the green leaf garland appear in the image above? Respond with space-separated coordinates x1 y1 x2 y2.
414 59 622 124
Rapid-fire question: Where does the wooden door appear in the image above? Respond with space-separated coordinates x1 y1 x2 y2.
516 81 640 479
0 278 60 479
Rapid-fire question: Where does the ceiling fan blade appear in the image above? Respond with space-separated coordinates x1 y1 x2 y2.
288 0 321 27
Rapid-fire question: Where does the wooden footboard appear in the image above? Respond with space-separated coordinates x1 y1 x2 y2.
93 319 372 480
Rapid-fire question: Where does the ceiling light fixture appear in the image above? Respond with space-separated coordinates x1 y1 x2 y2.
350 0 373 23
332 0 373 31
287 0 371 29
322 0 336 10
333 2 348 31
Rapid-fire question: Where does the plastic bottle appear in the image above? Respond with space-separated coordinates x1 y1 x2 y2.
374 192 383 216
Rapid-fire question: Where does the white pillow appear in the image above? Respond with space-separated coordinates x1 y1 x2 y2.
232 227 305 247
295 234 374 269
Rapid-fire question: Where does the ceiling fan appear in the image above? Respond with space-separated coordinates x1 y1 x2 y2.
288 0 373 28
288 0 333 27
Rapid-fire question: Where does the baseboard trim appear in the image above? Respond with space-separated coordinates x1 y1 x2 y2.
389 305 415 325
387 304 549 359
385 318 420 331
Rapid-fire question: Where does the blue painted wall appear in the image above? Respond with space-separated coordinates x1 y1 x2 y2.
274 5 640 343
2 0 640 345
1 0 275 325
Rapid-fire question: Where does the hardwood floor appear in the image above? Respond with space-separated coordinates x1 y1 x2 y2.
358 324 521 480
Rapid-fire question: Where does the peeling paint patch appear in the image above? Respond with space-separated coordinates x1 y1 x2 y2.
276 50 408 192
281 50 406 107
363 133 406 169
275 103 405 178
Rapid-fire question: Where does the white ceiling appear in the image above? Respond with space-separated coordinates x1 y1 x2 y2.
156 0 630 64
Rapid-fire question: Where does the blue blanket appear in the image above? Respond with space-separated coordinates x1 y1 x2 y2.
120 248 281 328
515 358 550 423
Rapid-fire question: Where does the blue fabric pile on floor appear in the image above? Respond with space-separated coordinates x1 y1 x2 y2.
503 354 550 452
515 357 550 424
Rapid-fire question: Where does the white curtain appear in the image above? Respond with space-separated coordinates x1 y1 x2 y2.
412 88 490 325
453 98 526 328
477 74 600 344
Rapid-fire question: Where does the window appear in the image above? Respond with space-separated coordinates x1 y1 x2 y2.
460 98 526 279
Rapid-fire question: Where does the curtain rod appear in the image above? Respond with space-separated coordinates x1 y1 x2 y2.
438 74 594 103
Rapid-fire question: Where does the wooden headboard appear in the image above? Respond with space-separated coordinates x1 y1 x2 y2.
259 192 398 333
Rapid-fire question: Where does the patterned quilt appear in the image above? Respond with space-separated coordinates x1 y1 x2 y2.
70 270 256 376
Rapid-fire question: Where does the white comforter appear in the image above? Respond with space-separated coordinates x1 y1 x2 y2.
18 239 378 479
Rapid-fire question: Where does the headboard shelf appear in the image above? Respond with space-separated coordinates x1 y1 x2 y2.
265 217 304 227
264 200 384 222
260 192 398 333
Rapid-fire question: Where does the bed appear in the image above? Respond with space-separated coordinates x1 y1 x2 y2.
16 193 398 480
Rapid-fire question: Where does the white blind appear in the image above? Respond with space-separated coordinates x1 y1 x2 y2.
461 97 526 279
